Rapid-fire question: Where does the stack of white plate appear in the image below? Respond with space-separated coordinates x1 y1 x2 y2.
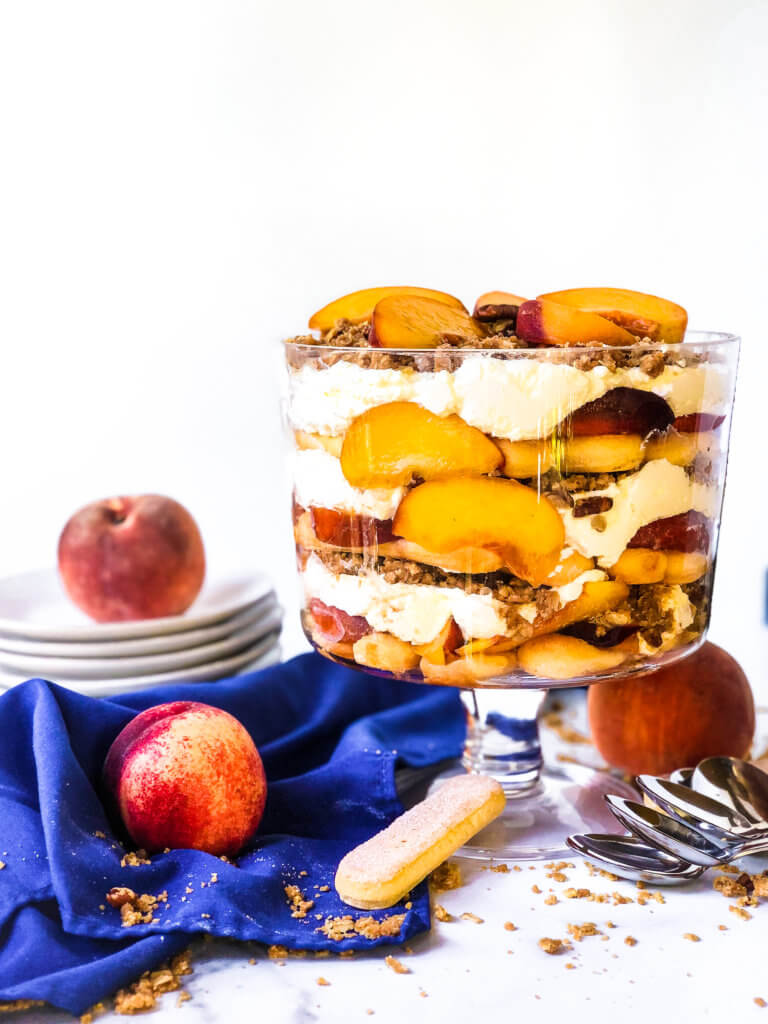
0 569 282 697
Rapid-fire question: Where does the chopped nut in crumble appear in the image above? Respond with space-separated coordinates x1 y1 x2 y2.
566 922 600 942
318 914 406 941
538 938 567 955
729 905 752 921
384 955 410 975
120 850 151 868
430 861 462 891
285 884 315 919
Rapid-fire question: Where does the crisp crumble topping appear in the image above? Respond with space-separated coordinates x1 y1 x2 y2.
538 938 568 955
120 850 151 867
433 904 452 922
285 884 315 919
105 886 167 927
112 951 192 1015
318 913 406 941
430 861 463 892
567 922 600 941
385 955 410 974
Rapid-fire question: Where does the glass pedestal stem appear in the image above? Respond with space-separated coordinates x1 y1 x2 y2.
461 688 546 795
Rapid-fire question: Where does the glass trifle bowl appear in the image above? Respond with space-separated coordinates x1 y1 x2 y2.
283 288 739 859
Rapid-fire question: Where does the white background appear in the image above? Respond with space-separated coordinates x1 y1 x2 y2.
0 0 766 689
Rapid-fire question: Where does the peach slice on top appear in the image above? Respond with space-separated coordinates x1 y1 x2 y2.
308 286 465 331
340 402 503 489
370 295 486 349
515 299 637 347
538 288 687 343
472 291 528 321
393 477 565 586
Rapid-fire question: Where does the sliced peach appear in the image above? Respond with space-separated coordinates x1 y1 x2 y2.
340 402 502 489
628 512 710 553
518 633 631 680
369 295 486 349
309 598 371 645
515 299 637 348
472 291 527 321
496 435 646 477
308 286 465 331
415 618 464 666
545 551 596 587
663 551 708 584
644 430 716 467
673 413 725 433
294 430 344 459
420 650 517 686
568 388 674 437
392 477 565 586
537 288 688 343
610 548 668 584
310 507 395 547
352 632 421 673
379 539 504 575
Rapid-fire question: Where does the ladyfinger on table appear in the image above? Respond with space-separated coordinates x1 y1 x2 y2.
334 774 506 910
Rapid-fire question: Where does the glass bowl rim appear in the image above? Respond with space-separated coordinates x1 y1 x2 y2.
283 328 739 356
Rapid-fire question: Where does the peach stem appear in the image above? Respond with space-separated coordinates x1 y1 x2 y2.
460 688 546 794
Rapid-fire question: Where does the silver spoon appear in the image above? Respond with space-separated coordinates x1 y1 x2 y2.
636 775 755 838
692 757 768 826
566 833 705 885
603 795 730 866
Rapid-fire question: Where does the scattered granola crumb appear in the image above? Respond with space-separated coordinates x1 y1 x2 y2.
285 884 315 919
755 998 766 1008
567 922 600 942
318 914 406 941
120 850 151 868
430 861 462 891
268 945 289 959
318 885 330 892
0 862 5 870
0 1001 45 1013
730 905 752 921
504 921 517 931
490 863 510 873
624 936 637 947
384 955 410 975
176 992 191 1006
93 831 107 839
683 933 700 942
532 885 542 894
544 895 558 906
605 921 616 929
316 977 330 986
112 951 192 1015
541 711 591 746
460 912 484 924
538 938 567 955
718 925 728 931
434 904 452 922
714 875 747 898
299 870 308 877
564 888 591 900
105 887 164 927
404 901 412 910
565 962 575 970
547 871 568 883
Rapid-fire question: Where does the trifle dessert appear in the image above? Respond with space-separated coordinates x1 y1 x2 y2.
284 286 737 688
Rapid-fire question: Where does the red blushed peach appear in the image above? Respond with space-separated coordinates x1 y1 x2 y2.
103 702 267 856
587 643 755 776
58 494 206 622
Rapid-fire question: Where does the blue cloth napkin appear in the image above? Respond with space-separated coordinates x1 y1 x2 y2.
0 652 464 1015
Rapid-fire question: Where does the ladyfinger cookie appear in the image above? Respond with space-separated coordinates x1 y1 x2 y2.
334 774 506 910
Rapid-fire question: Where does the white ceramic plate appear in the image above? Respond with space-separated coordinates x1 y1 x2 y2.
0 633 282 696
0 596 278 658
0 605 283 679
0 569 274 641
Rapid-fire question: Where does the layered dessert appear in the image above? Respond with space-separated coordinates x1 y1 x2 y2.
284 286 737 686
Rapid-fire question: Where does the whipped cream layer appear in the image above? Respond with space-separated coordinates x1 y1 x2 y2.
562 459 718 567
289 358 731 442
293 448 404 520
303 555 606 645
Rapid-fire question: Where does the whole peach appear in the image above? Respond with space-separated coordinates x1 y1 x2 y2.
103 702 267 856
58 494 205 622
587 642 754 776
